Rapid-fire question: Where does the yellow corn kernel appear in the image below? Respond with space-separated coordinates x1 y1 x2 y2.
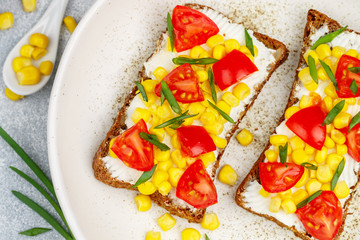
22 0 36 12
218 164 238 185
30 33 48 49
269 197 282 213
0 12 13 30
281 199 297 214
168 168 184 187
308 161 318 178
345 49 358 58
196 70 208 83
332 46 346 59
358 53 360 60
216 100 231 115
157 213 176 231
305 81 319 91
210 134 227 149
233 82 250 100
188 102 205 118
321 96 332 112
200 110 216 125
324 83 338 99
289 136 305 150
157 160 173 172
305 144 315 155
145 231 161 240
254 45 259 57
324 55 338 73
333 112 352 129
39 60 53 76
31 47 47 60
304 49 320 65
316 165 333 183
295 169 309 188
4 87 24 101
293 189 309 205
154 148 170 162
153 67 168 81
199 51 210 58
149 128 165 142
292 149 310 165
285 106 300 119
201 213 220 230
224 39 240 53
317 67 329 81
143 93 158 108
236 129 253 146
181 228 200 240
256 188 269 200
326 153 344 171
19 45 34 58
142 79 158 93
199 152 215 168
306 179 322 195
270 135 288 146
265 149 278 162
156 103 173 119
315 147 328 164
171 149 187 169
152 170 169 187
189 46 205 58
171 134 180 149
324 135 335 149
278 189 292 200
204 121 224 135
238 45 251 56
182 116 194 126
333 98 348 112
315 44 331 60
63 16 77 34
12 57 32 72
331 129 346 145
299 95 315 109
346 98 356 105
222 92 239 107
298 67 313 85
131 108 150 124
336 144 348 155
166 38 173 52
138 181 157 195
108 138 118 158
334 181 350 199
134 194 151 212
326 124 333 134
158 181 172 196
206 34 224 48
321 183 331 191
212 45 226 60
16 65 41 85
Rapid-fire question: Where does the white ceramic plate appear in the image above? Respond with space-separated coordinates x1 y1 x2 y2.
48 0 360 239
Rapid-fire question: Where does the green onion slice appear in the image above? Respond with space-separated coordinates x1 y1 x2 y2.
319 59 339 91
350 79 359 95
300 162 318 170
349 111 360 132
205 234 210 240
154 111 198 129
208 67 217 103
348 67 360 73
167 13 175 52
322 100 345 125
139 132 170 151
279 143 288 167
311 26 348 50
19 228 52 236
135 81 148 102
132 164 157 188
207 100 235 123
308 55 318 84
244 28 254 56
296 190 323 209
172 57 218 65
330 158 345 191
169 120 185 130
160 89 165 105
161 80 182 115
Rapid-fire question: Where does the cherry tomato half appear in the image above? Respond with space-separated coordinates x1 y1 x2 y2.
346 123 360 162
335 54 360 98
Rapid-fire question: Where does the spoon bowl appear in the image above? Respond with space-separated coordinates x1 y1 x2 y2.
3 0 69 96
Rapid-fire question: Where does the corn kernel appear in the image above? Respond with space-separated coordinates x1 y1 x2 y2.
269 197 281 213
345 49 358 58
16 65 41 85
269 135 288 146
149 128 165 142
200 110 216 125
188 102 205 118
12 57 32 72
233 82 250 100
196 70 208 83
152 170 169 187
321 96 332 112
224 39 240 53
299 95 315 109
204 121 224 135
346 98 356 105
285 106 300 119
289 136 305 150
19 45 34 59
145 231 161 240
331 129 346 145
189 46 205 58
236 129 253 146
30 33 48 49
206 34 224 48
199 152 215 167
324 135 335 149
171 149 187 169
333 112 352 129
22 0 36 12
278 189 292 200
157 160 173 172
138 181 157 195
212 45 226 60
156 103 173 119
293 189 309 205
142 80 158 93
298 67 313 85
171 134 180 149
0 12 13 30
326 153 343 171
254 45 259 57
134 194 151 212
222 92 239 107
306 179 322 195
336 144 348 155
181 228 200 240
158 181 172 196
256 188 270 199
265 149 278 162
321 183 331 191
238 45 251 55
63 16 77 34
317 67 329 81
316 165 333 183
157 213 176 231
31 47 47 60
324 55 338 74
332 46 346 59
308 161 318 178
305 81 319 91
358 53 360 60
154 148 170 162
201 213 220 230
315 44 331 59
292 149 310 165
281 199 297 214
304 144 316 155
108 138 118 158
168 168 184 187
216 100 231 115
304 49 320 65
334 181 350 199
131 108 150 124
199 51 210 58
210 134 227 149
153 67 168 81
218 164 238 185
315 147 328 164
39 60 53 76
295 169 309 188
326 124 333 134
4 87 24 101
324 83 338 98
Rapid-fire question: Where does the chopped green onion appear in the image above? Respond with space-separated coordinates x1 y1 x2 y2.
160 89 165 105
319 59 339 91
311 26 348 50
300 162 318 170
296 190 323 209
244 28 254 56
172 57 218 65
19 228 51 236
348 67 360 73
167 13 174 52
349 111 360 132
154 111 198 129
279 143 288 167
161 80 182 115
139 132 170 151
331 158 345 191
132 164 157 188
205 234 210 240
308 55 318 84
207 100 235 123
208 67 217 103
135 81 148 102
350 79 358 95
169 120 185 130
322 100 345 125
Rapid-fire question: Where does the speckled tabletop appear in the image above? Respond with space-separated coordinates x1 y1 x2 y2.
0 1 95 239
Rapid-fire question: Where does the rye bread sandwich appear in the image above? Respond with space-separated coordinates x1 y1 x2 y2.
93 3 288 223
236 9 360 240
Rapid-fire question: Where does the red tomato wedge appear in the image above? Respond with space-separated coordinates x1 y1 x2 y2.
346 123 360 162
176 125 216 157
212 50 258 91
285 105 326 150
176 159 217 208
259 162 304 193
111 119 154 171
296 191 342 240
154 63 204 103
172 5 219 52
335 54 360 98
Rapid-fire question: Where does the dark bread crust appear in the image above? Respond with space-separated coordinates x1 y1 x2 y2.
93 3 289 223
235 9 360 240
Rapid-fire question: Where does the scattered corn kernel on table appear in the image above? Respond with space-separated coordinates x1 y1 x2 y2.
0 1 95 239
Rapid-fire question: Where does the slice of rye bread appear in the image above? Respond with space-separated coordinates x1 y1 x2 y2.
93 3 288 223
235 9 360 240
